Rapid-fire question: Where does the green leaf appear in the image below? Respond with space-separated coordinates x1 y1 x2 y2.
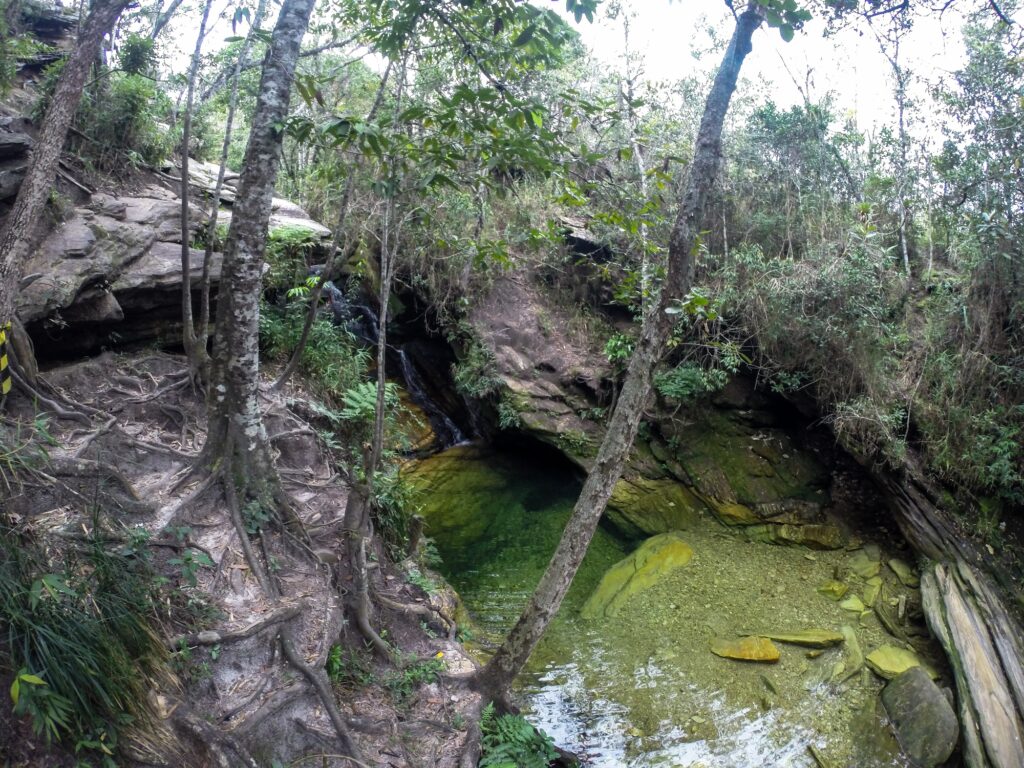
780 24 795 42
10 677 19 706
513 26 535 46
19 674 46 686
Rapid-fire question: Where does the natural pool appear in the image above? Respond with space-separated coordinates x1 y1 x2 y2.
407 444 934 768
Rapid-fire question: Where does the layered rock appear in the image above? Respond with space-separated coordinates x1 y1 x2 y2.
468 276 837 546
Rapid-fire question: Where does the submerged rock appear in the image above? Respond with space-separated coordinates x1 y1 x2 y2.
840 595 866 613
863 576 883 607
710 636 781 663
888 558 920 588
580 532 693 619
848 550 882 579
866 645 936 680
744 523 845 550
818 580 849 600
745 629 845 648
881 666 958 767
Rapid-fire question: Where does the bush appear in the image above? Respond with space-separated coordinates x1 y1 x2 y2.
259 302 369 399
33 63 173 171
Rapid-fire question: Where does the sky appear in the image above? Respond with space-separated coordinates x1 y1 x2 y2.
550 0 1012 139
161 0 1021 142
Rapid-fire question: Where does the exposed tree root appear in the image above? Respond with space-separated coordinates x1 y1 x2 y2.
45 455 155 514
376 593 454 638
167 601 304 649
221 463 362 761
10 366 91 424
162 695 261 768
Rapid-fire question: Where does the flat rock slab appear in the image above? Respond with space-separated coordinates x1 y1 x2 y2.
882 666 958 767
866 644 937 680
742 629 845 648
711 636 781 663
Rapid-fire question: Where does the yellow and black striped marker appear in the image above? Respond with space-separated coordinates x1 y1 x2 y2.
0 321 11 396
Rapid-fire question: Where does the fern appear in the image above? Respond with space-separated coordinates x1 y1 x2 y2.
478 704 558 768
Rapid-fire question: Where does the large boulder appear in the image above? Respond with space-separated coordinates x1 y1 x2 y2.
580 532 693 619
882 666 959 767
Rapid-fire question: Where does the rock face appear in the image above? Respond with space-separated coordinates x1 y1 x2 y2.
580 532 693 619
882 666 959 767
468 276 837 547
14 161 330 356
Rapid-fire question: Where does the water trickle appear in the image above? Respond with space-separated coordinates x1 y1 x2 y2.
396 347 467 448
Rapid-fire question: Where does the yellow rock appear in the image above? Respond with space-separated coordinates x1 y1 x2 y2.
840 595 866 612
849 550 881 579
865 644 938 680
888 558 920 588
863 576 883 607
711 636 781 663
747 629 845 648
581 532 694 619
818 580 849 600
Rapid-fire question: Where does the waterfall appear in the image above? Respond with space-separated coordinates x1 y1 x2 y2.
396 347 467 447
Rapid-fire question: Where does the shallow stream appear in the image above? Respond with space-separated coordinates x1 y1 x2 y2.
407 445 925 768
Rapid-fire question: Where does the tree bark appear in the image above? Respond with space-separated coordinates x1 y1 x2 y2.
472 3 764 700
202 0 316 492
0 0 130 326
179 0 214 375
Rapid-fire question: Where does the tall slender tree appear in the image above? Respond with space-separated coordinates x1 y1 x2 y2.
201 0 317 497
472 1 766 701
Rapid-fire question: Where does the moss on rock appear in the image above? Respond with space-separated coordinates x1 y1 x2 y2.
581 532 694 619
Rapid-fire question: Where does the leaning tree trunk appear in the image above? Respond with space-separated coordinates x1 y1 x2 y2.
472 3 765 700
0 0 130 331
202 0 316 494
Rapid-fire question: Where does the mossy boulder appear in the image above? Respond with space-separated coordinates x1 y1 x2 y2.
606 477 706 536
581 532 694 619
881 667 958 767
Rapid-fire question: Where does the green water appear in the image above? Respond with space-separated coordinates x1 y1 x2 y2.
408 446 918 768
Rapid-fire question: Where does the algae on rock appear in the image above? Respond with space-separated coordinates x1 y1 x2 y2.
581 532 694 619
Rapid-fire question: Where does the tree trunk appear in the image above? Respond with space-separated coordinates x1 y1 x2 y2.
472 3 764 700
0 0 130 326
197 0 269 355
202 0 316 493
179 0 214 375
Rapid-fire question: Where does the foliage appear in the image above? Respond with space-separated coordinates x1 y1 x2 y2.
452 337 501 399
654 363 728 402
265 226 326 294
326 644 374 687
383 655 444 705
33 61 174 171
0 511 166 759
478 702 558 768
259 303 369 399
340 380 399 423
